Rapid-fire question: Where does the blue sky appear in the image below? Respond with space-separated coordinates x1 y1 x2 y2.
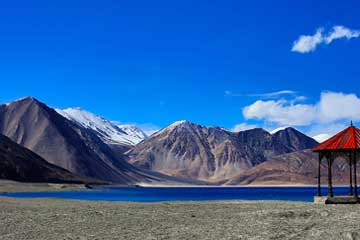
1 0 360 139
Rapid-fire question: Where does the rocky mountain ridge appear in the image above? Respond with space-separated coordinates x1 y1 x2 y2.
0 97 187 184
1 97 335 185
127 120 318 182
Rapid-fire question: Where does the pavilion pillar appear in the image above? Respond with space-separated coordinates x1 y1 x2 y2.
317 154 322 197
327 154 334 197
349 153 353 196
354 152 358 199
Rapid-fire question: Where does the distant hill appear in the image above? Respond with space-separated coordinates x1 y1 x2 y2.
225 150 352 185
0 133 90 183
127 120 318 182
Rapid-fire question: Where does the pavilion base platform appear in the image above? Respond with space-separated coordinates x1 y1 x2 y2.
314 196 360 204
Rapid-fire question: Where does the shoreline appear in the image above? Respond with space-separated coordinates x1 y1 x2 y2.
135 183 349 188
0 179 351 193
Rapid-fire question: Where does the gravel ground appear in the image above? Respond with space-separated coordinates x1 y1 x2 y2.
1 197 360 240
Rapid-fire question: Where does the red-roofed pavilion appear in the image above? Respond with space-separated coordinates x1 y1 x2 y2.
312 122 360 199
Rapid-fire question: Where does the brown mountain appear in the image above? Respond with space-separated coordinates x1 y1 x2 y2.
225 150 352 185
0 133 90 183
271 127 319 152
127 121 318 182
0 97 186 184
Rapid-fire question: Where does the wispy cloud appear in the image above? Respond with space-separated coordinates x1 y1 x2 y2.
225 90 296 99
292 25 360 53
249 90 296 98
224 90 242 97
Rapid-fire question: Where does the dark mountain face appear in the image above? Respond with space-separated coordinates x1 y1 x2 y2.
272 127 319 152
127 121 318 182
0 97 175 184
0 133 90 183
234 127 319 164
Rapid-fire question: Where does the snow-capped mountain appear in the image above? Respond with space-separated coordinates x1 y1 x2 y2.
114 123 148 142
312 133 330 143
270 126 288 134
56 107 147 145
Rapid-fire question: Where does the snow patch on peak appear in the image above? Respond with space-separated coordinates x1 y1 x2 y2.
5 96 36 106
56 108 147 145
312 133 330 143
171 120 189 126
116 124 148 142
152 120 193 137
270 126 289 134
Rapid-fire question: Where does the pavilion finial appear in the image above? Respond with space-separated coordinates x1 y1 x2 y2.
351 120 353 126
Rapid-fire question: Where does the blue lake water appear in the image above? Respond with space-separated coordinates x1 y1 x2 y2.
0 186 355 202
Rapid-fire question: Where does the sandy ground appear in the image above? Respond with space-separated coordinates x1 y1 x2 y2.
1 197 360 240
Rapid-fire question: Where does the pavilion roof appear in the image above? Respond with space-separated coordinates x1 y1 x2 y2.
312 125 360 152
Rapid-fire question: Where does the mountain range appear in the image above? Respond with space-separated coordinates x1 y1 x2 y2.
127 120 318 182
1 96 350 185
0 97 192 185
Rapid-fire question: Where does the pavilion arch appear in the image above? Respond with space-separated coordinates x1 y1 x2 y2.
313 122 360 200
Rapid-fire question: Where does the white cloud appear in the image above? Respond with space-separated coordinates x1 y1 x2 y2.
243 99 316 125
316 92 360 122
292 25 360 53
243 91 360 126
292 28 323 53
325 25 360 44
292 96 307 102
231 123 258 132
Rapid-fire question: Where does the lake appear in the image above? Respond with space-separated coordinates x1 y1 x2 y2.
0 186 355 202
